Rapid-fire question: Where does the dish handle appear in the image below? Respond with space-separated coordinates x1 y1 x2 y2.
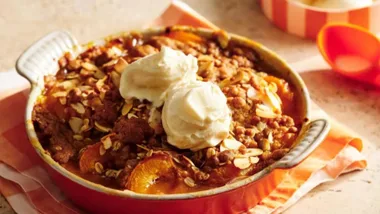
272 119 330 169
16 31 78 86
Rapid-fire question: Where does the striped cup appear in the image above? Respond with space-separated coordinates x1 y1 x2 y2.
258 0 380 39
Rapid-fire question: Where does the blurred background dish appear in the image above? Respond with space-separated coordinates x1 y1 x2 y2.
258 0 380 39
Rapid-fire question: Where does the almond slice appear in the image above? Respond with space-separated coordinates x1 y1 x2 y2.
71 103 85 114
94 69 106 79
80 118 91 132
66 72 80 79
111 46 123 56
256 104 278 119
110 71 121 88
114 58 128 73
236 148 263 158
101 136 112 150
96 76 107 91
73 134 83 140
82 62 99 71
94 121 112 133
264 88 282 114
121 102 133 116
249 156 259 164
58 79 79 90
52 91 67 98
69 117 84 133
233 157 251 169
247 87 257 99
221 138 243 152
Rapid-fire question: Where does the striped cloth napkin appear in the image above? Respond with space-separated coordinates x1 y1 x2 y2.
0 1 367 214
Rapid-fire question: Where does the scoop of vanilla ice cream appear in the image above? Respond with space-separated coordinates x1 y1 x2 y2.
162 81 231 151
312 0 373 9
119 46 198 107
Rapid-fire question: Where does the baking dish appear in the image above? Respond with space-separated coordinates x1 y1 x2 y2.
16 26 330 214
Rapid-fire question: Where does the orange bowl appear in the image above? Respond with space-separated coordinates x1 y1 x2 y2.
258 0 380 40
16 26 330 214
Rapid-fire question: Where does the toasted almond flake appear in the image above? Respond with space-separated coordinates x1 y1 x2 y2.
264 88 282 113
256 104 278 119
173 157 181 164
73 135 83 140
105 169 118 178
82 62 99 71
132 107 141 112
82 100 89 106
231 71 244 84
233 157 251 169
256 121 267 131
91 97 103 108
261 139 271 151
80 68 94 76
99 90 106 100
114 58 128 73
146 150 153 157
116 170 122 178
236 148 263 158
52 91 67 98
121 103 133 116
268 132 273 143
96 76 107 91
80 119 90 132
182 156 196 167
102 59 118 67
112 141 122 151
268 82 278 93
221 138 243 151
136 144 149 151
102 136 112 150
71 103 85 114
111 47 123 56
69 117 83 133
99 145 106 156
94 162 104 174
110 71 121 88
249 157 260 164
137 153 145 158
78 85 92 91
59 97 67 105
198 61 214 74
94 121 112 133
58 79 79 90
247 87 257 99
66 72 79 79
127 113 138 119
94 69 106 79
68 60 81 70
184 177 196 187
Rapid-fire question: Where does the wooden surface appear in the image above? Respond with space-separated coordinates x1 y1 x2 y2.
0 0 379 213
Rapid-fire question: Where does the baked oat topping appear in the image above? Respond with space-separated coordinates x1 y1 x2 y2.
32 28 302 194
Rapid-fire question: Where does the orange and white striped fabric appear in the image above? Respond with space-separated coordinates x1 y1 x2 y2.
0 1 367 214
258 0 380 39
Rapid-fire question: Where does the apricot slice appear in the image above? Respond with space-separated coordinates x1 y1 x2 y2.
126 153 190 194
166 31 204 44
79 142 107 174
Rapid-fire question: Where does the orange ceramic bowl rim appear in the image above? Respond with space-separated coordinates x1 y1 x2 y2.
19 26 316 201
